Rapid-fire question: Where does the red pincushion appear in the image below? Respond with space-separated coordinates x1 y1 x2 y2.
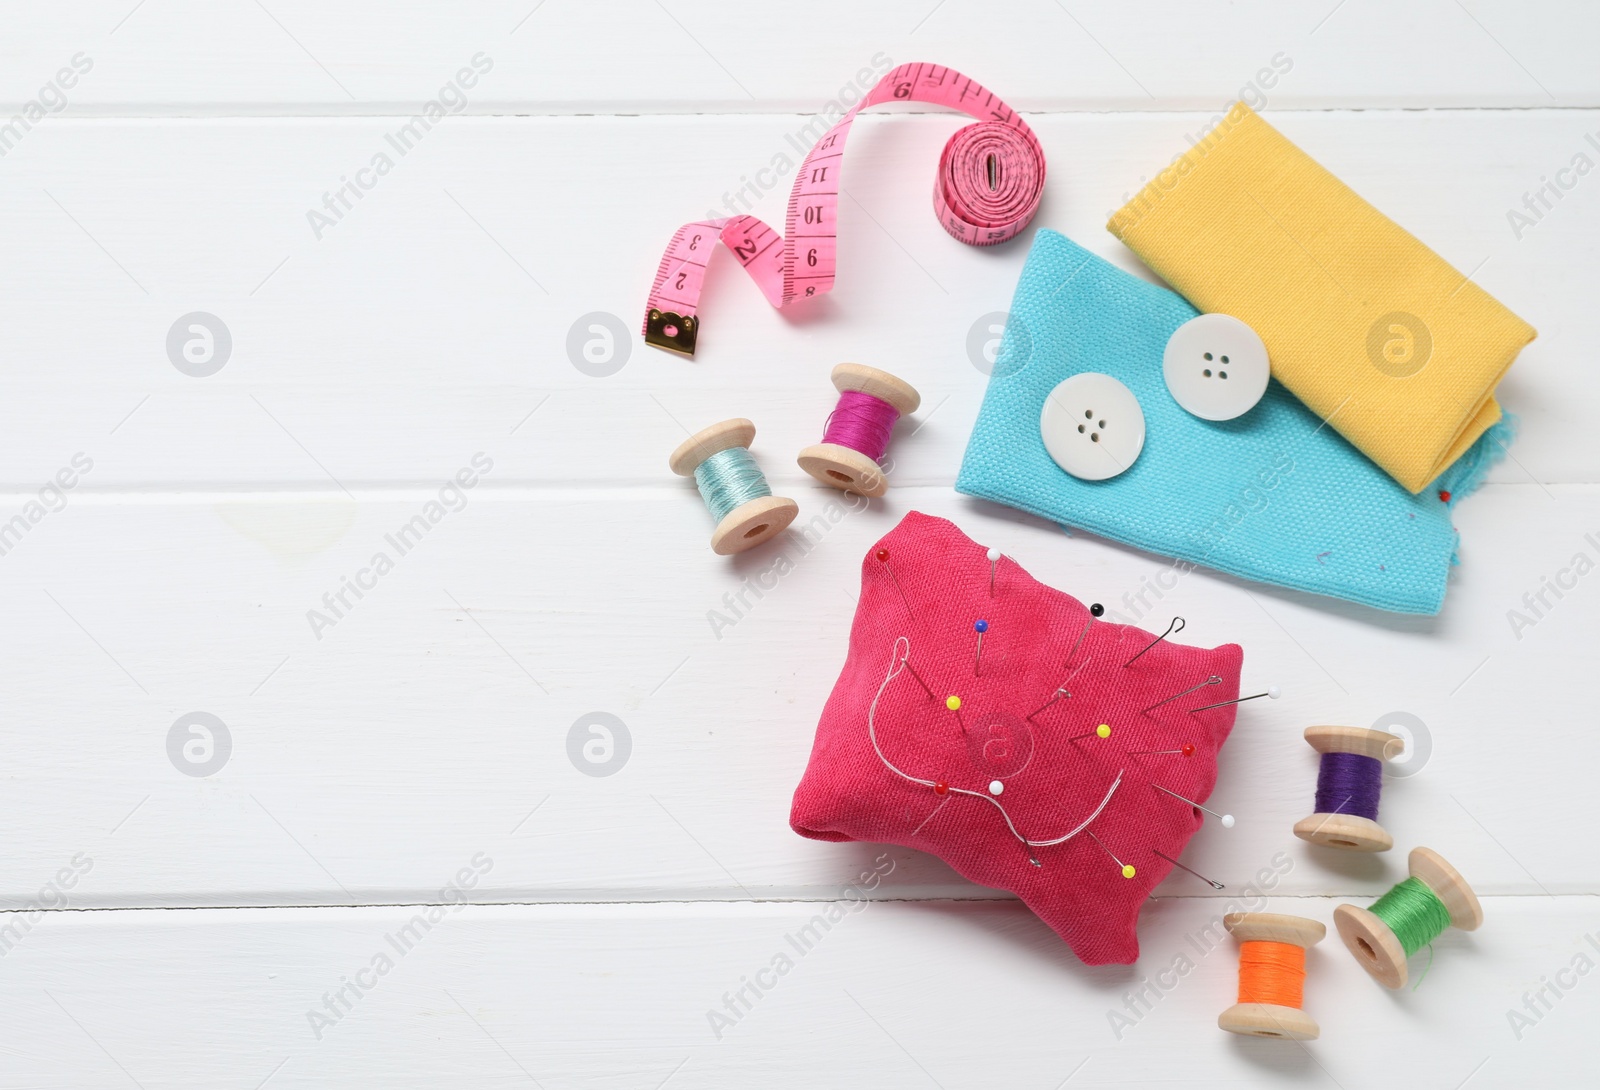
790 512 1243 965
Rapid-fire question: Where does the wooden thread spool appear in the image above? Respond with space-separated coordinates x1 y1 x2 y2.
796 363 921 498
669 418 798 556
1218 913 1326 1041
1292 725 1403 852
1334 846 1483 989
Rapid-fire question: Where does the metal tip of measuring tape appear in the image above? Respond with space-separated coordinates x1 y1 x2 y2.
645 309 698 356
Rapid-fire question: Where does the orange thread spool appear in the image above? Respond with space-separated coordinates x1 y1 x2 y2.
1217 913 1325 1040
1237 941 1306 1008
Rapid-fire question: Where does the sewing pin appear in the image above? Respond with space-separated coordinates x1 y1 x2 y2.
946 694 966 734
1086 830 1135 879
901 655 938 702
1065 603 1103 667
875 548 913 616
1129 743 1196 757
1141 675 1221 715
1152 783 1235 827
973 619 988 676
1123 617 1186 667
1067 724 1112 743
986 546 1001 597
1152 848 1224 890
1026 686 1070 722
1191 685 1282 713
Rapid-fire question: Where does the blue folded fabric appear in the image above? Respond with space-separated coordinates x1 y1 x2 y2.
957 230 1508 615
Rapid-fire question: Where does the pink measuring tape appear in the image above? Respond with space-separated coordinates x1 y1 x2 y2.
643 62 1045 356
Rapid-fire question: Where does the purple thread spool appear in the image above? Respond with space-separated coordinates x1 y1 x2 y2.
1293 726 1404 853
1314 753 1383 818
798 363 920 498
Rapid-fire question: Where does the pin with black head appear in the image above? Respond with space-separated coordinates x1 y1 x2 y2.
1066 603 1103 667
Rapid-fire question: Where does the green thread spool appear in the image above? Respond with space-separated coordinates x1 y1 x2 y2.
1334 847 1484 989
1369 877 1453 956
669 418 798 556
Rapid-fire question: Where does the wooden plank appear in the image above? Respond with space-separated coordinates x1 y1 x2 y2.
0 110 1587 487
3 0 1595 114
0 896 1589 1087
0 483 1588 906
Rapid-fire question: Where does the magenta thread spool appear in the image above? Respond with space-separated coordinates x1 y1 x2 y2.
797 363 920 498
1293 725 1404 852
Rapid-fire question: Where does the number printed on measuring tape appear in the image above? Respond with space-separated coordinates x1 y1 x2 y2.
642 62 1046 356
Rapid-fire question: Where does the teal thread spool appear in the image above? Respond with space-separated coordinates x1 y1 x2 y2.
1334 847 1484 988
670 418 798 556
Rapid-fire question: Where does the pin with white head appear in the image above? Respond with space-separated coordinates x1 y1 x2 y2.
1152 783 1234 827
1193 685 1281 713
986 547 1001 597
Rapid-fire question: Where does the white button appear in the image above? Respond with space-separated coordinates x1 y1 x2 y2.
1039 373 1145 481
1162 313 1270 421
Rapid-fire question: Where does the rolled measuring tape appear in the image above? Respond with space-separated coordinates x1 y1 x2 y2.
1334 847 1483 989
643 62 1045 356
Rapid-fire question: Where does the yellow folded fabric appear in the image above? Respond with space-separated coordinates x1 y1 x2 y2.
1107 103 1535 494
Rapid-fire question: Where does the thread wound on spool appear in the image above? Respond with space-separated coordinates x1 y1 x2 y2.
1369 876 1454 957
1237 941 1307 1008
1314 751 1383 820
693 447 772 523
822 389 900 461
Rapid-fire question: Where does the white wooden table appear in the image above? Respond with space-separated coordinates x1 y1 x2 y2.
2 3 1595 1086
